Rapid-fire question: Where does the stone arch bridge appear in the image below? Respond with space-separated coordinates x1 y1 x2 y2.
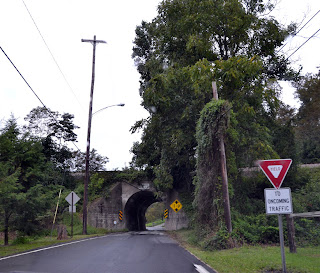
87 180 189 231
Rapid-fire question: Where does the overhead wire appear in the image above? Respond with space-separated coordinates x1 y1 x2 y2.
277 9 320 52
295 34 320 40
285 27 320 61
21 0 85 111
0 46 81 152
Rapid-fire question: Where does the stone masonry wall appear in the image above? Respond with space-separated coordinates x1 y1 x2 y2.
88 183 125 230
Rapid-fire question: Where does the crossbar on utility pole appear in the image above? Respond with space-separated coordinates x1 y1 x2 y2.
212 82 232 233
82 35 106 235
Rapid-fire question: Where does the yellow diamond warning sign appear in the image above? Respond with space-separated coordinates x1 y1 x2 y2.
170 199 182 212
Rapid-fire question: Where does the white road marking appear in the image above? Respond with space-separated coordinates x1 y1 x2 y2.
0 235 110 261
194 264 210 273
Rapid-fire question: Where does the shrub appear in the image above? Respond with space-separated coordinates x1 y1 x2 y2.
12 236 30 245
202 227 235 250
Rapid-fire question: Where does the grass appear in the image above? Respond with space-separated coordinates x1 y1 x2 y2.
170 229 320 273
0 234 105 258
0 212 125 258
146 218 165 227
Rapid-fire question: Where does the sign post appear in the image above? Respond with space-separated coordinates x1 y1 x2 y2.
264 188 292 273
259 159 292 273
65 191 80 238
278 214 286 273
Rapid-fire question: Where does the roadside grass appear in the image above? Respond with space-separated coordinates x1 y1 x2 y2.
170 229 320 273
0 234 104 258
146 218 165 227
0 212 127 258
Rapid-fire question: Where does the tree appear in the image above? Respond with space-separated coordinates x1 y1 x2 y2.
194 99 232 230
131 62 214 191
24 107 78 142
24 107 79 171
0 117 58 244
133 0 296 81
131 0 297 193
71 149 109 172
294 71 320 163
0 163 21 245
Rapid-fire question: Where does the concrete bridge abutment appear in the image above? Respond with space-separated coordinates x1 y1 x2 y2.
88 181 189 231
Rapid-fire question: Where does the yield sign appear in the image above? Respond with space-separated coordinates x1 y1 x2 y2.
259 159 292 189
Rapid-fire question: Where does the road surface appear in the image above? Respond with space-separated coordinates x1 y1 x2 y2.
0 231 216 273
146 223 165 231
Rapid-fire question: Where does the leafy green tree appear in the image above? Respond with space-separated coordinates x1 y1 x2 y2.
294 71 320 163
23 107 82 189
0 164 21 245
0 118 58 244
133 0 296 81
24 106 78 142
146 202 165 223
71 149 109 172
24 107 79 171
131 0 297 192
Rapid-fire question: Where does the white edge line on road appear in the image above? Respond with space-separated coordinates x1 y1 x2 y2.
194 264 210 273
0 235 110 262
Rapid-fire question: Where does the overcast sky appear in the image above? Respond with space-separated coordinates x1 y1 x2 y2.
1 0 320 170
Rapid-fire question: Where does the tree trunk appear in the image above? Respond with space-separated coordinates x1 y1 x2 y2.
286 214 297 253
4 211 9 246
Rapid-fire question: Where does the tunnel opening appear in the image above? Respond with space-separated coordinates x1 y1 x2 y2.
124 190 161 231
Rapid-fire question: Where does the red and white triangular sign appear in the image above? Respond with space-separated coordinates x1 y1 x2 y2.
259 159 292 189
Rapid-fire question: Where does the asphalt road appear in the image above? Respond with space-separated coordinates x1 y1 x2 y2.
0 231 216 273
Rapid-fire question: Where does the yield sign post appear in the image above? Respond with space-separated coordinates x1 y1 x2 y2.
259 159 292 189
260 159 293 273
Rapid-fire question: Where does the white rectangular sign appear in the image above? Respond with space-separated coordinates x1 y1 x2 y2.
264 188 293 214
69 205 76 213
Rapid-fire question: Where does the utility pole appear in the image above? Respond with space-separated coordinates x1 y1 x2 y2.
81 35 106 235
212 82 232 233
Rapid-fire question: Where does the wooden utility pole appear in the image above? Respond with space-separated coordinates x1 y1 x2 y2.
286 214 297 253
212 82 232 233
81 35 106 235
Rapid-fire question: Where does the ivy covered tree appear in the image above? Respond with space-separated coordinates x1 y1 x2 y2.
131 0 297 193
194 99 233 229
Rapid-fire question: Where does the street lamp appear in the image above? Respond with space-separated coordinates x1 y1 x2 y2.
93 103 125 116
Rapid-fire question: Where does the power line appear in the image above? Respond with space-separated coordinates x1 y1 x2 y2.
295 34 320 40
296 9 320 34
1 47 47 109
0 46 81 152
286 27 320 60
278 9 320 52
21 0 85 111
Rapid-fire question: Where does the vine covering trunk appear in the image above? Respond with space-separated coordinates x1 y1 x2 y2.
194 99 232 229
